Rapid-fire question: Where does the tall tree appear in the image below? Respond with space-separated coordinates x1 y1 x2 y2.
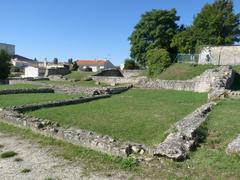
68 58 73 64
193 0 240 46
0 50 11 79
129 9 179 66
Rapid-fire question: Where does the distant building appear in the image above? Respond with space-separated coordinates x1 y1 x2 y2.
24 66 45 78
199 45 240 65
0 43 15 55
11 55 37 69
76 60 115 72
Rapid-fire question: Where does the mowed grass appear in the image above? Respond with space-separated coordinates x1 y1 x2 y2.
0 93 82 108
27 89 207 145
0 84 40 90
157 63 214 80
175 99 240 178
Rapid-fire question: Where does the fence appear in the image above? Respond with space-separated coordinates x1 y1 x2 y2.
176 54 199 64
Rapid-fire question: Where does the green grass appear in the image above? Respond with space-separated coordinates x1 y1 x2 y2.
21 169 31 173
27 89 207 145
0 93 82 108
64 71 95 81
157 63 214 80
1 151 18 158
1 98 240 178
0 84 40 90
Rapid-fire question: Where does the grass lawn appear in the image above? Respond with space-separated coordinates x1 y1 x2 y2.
64 71 95 81
0 84 40 90
27 89 207 145
0 93 82 108
157 63 214 80
1 99 240 178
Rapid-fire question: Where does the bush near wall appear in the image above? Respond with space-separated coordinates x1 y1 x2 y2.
147 48 171 77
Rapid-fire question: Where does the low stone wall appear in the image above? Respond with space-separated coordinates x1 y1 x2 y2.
0 109 146 157
9 95 110 113
0 88 54 95
154 102 216 160
0 80 9 84
9 77 49 85
226 135 240 155
92 76 141 85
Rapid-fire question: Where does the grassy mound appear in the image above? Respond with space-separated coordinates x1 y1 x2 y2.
157 63 214 80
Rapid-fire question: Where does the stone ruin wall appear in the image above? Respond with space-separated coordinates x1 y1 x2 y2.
199 46 240 65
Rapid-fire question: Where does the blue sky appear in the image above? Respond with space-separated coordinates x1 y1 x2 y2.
0 0 239 65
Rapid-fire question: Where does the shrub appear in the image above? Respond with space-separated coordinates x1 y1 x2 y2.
147 48 171 77
72 62 79 71
0 50 11 80
124 59 139 70
21 168 31 173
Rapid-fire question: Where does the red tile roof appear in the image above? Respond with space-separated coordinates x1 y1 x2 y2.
76 60 107 66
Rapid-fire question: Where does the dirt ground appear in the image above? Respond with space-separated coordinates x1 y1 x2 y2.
0 133 129 180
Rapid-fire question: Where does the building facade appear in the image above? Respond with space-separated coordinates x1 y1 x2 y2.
76 60 115 72
0 43 15 55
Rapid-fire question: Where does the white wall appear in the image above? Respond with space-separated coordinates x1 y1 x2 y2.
199 46 240 65
24 67 39 78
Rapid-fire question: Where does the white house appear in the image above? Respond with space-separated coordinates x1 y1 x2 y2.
23 66 45 78
76 60 115 72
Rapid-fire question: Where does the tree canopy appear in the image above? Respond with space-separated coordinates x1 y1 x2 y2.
129 9 179 66
0 50 11 80
171 0 240 53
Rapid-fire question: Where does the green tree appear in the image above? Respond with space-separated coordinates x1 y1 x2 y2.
68 58 73 64
171 27 197 53
193 0 240 45
129 9 179 66
147 48 171 77
0 50 11 79
53 58 58 64
124 59 139 70
72 62 79 71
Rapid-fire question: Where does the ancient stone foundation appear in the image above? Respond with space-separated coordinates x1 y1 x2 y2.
0 109 146 157
226 135 240 156
154 102 216 160
0 88 54 95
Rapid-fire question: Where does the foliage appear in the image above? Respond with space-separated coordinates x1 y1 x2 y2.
129 9 179 66
53 58 58 64
27 89 207 145
147 48 171 77
68 58 73 64
72 62 79 71
0 50 11 80
124 59 139 70
171 27 197 53
171 0 240 53
193 0 240 45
